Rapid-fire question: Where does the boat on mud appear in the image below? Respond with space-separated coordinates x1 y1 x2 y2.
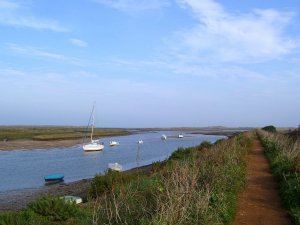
108 162 123 172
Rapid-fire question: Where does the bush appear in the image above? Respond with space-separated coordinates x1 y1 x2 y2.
262 125 277 133
0 196 89 225
89 170 139 198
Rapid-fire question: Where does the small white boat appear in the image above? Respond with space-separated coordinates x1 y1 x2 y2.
138 140 144 144
62 195 82 204
161 134 167 140
109 141 120 146
178 134 184 138
83 104 104 151
108 162 123 172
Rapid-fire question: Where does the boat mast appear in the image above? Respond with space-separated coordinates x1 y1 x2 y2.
91 104 95 142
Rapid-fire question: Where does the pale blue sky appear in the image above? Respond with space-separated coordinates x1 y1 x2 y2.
0 0 299 127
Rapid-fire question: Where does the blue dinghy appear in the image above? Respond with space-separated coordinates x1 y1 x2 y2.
44 173 64 182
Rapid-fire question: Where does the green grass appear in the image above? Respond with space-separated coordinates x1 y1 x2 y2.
87 133 252 224
0 196 91 225
0 126 130 141
258 130 300 224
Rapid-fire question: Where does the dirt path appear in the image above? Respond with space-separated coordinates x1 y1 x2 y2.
233 139 292 225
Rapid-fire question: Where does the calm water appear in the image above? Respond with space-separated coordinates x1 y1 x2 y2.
0 131 224 192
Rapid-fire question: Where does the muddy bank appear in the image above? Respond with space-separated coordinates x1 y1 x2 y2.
0 165 152 212
0 179 92 212
0 139 84 151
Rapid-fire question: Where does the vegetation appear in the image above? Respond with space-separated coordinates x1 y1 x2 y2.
262 125 277 133
0 133 253 225
258 130 300 224
0 196 91 225
286 127 300 141
84 133 252 224
0 126 130 141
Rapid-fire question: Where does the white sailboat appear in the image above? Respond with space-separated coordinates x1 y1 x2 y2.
161 134 167 140
83 104 104 151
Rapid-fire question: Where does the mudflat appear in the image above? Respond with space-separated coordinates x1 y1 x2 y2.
0 164 152 212
0 139 84 150
0 179 92 212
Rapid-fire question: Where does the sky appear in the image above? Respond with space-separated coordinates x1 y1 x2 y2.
0 0 299 128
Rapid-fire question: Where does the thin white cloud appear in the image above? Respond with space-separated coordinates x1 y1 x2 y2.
93 0 170 13
0 0 19 9
172 0 299 63
7 44 84 65
0 68 25 76
0 0 68 32
69 38 88 48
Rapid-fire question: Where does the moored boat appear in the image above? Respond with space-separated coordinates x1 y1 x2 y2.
161 134 167 140
83 140 104 151
109 141 120 146
44 173 64 182
108 162 123 172
138 140 144 144
178 134 184 138
83 104 104 151
63 195 83 204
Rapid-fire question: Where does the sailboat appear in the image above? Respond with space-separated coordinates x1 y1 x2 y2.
83 104 104 151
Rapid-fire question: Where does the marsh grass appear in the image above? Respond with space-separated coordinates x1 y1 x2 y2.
258 130 300 224
89 132 252 225
0 126 129 141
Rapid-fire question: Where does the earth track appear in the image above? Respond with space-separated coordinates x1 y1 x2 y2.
233 139 292 225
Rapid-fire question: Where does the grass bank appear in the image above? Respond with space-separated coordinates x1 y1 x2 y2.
0 132 253 225
0 126 130 141
258 130 300 224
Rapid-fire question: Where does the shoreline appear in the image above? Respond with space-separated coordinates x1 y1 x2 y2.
0 139 84 151
0 164 153 212
0 129 240 151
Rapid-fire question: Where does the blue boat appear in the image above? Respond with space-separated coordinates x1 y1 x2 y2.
44 173 64 182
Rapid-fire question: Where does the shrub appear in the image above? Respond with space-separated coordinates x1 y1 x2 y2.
0 196 89 225
89 170 139 198
262 125 277 133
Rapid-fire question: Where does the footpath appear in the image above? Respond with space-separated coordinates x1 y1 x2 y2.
233 139 293 225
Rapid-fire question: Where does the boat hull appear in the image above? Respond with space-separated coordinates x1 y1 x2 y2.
108 163 122 172
109 141 119 146
63 195 83 204
83 143 104 151
44 173 64 182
